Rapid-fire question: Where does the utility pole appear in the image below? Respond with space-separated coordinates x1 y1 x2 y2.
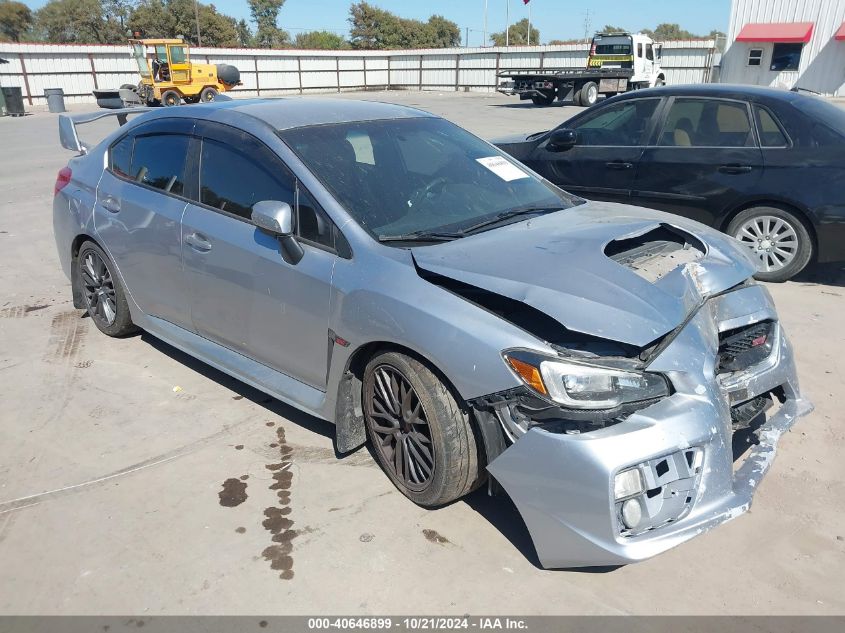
465 26 470 47
527 0 531 46
194 0 202 47
582 9 592 43
506 0 510 47
483 0 488 47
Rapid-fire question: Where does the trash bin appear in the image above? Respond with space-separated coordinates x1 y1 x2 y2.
45 87 66 113
1 86 25 116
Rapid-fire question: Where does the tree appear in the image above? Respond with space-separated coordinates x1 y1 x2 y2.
248 0 289 48
128 0 240 47
600 24 627 34
294 30 348 49
34 0 126 44
236 18 253 47
490 18 539 46
348 2 459 49
650 23 696 41
0 0 33 42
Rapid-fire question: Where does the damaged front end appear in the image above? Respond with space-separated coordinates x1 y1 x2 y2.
472 282 811 568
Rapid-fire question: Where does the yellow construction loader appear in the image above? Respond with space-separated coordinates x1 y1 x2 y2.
94 38 240 108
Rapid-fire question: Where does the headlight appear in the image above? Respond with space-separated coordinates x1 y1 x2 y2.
504 351 669 409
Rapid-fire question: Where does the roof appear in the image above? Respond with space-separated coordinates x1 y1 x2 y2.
219 98 435 130
736 22 814 43
836 22 845 41
611 83 805 103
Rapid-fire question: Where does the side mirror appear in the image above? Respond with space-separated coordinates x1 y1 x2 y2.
251 200 303 264
547 128 578 152
252 200 293 236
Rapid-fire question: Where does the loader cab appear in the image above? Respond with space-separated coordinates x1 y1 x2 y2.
131 39 191 86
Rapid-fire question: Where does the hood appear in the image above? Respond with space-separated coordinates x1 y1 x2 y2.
411 201 757 348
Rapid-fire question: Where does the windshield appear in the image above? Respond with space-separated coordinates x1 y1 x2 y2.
132 43 150 78
279 117 579 240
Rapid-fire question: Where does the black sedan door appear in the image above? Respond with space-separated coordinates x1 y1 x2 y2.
633 97 763 226
524 97 662 204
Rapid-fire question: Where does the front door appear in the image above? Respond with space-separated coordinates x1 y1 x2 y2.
181 124 336 390
94 119 193 328
524 97 662 204
633 97 763 226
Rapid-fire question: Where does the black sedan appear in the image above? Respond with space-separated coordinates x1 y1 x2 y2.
495 84 845 282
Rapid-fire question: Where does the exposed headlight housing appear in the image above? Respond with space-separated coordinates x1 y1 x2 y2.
504 351 669 410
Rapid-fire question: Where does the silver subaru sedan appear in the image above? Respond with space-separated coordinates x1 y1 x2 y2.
53 98 812 568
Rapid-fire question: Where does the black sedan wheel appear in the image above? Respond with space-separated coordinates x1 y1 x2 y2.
77 242 137 337
363 351 483 507
727 206 813 282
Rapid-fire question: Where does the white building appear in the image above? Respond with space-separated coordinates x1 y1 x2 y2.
720 0 845 95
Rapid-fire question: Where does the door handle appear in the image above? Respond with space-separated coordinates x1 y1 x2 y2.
605 161 633 170
102 196 121 213
185 232 212 252
718 164 753 174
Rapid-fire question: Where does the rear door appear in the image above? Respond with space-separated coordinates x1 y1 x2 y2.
94 118 193 328
524 97 661 204
633 97 763 226
181 122 337 390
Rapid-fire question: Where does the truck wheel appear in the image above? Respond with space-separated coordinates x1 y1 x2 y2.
654 78 665 87
161 90 181 107
363 351 483 507
572 88 582 105
580 81 599 107
200 87 218 103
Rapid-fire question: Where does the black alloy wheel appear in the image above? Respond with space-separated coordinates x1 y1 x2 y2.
365 364 435 491
80 249 118 328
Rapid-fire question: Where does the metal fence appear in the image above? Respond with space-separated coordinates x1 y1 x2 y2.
0 40 718 106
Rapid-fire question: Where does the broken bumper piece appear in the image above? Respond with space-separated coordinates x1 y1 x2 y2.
486 284 813 568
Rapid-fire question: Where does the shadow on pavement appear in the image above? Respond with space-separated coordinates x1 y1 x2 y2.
790 262 845 289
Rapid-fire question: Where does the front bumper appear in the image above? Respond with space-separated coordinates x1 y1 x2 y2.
486 283 812 568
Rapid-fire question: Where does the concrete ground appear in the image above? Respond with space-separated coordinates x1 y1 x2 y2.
0 90 843 615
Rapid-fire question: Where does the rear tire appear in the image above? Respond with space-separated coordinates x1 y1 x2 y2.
200 87 218 102
571 88 582 105
363 351 483 507
726 206 813 282
580 81 599 106
161 90 181 107
76 241 137 337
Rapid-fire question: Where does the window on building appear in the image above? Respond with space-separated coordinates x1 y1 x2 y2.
747 48 763 66
770 43 802 71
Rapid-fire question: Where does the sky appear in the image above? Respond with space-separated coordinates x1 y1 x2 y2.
20 0 733 45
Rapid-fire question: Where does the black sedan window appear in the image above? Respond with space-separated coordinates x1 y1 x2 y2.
659 99 754 148
569 99 659 146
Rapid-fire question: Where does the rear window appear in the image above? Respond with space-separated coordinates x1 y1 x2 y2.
797 96 845 139
130 134 189 195
595 44 632 55
109 135 133 178
754 106 788 147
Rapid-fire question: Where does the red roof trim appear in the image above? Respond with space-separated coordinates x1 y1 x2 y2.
736 22 814 43
836 22 845 40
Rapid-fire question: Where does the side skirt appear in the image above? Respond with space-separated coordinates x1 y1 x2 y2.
138 314 330 422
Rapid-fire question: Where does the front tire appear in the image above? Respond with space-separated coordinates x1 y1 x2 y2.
200 87 219 102
161 90 181 107
727 206 813 282
76 242 137 337
363 351 482 507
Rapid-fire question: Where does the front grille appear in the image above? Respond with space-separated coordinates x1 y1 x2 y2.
717 321 774 373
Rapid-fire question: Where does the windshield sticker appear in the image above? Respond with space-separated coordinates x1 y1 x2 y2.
476 156 530 182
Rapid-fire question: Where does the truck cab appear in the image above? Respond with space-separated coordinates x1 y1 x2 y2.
589 32 665 89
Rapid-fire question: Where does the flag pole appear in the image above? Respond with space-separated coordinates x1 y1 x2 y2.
506 0 510 47
528 1 531 46
483 0 488 47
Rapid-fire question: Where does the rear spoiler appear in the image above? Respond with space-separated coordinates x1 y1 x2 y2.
58 108 147 154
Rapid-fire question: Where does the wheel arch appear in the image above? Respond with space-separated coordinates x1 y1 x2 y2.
719 199 818 261
333 340 472 455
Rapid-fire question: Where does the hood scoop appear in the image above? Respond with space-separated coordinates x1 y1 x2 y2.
605 224 705 283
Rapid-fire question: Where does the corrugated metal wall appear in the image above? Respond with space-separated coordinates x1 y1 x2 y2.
722 0 845 94
0 40 716 106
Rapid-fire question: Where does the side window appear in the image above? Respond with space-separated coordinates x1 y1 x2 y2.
130 134 189 195
754 106 788 147
569 98 660 146
199 138 294 220
748 48 763 66
770 43 802 71
645 43 654 61
297 188 335 249
169 46 187 64
637 43 643 58
659 99 753 147
109 135 133 178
